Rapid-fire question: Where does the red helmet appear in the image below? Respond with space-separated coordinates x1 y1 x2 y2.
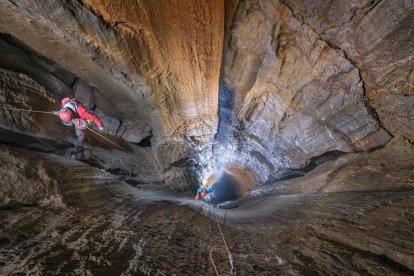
59 108 74 122
200 189 207 198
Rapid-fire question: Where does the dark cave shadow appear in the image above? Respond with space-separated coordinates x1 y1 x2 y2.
211 170 242 203
214 84 235 143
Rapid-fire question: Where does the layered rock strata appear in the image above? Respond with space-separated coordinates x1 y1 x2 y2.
282 0 414 143
0 0 224 189
216 0 397 183
0 0 412 188
1 140 413 274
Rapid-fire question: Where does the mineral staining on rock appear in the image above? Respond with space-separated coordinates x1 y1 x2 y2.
217 0 392 182
0 0 414 274
282 0 414 143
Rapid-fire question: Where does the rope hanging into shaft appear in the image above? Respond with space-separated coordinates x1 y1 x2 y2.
216 221 235 275
210 248 219 276
208 208 236 275
85 126 127 152
0 106 53 114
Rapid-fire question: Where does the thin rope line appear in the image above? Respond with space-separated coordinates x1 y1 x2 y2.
210 247 219 276
216 221 235 274
209 208 235 275
0 106 53 114
85 126 127 151
208 207 220 275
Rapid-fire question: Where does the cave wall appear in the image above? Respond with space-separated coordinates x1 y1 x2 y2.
0 0 224 189
0 0 412 186
0 34 75 98
282 0 414 143
216 0 414 183
0 67 162 186
0 0 414 274
81 0 224 186
0 68 72 149
0 1 146 119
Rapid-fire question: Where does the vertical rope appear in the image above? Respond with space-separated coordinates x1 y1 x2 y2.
208 208 236 275
216 220 235 275
210 247 220 276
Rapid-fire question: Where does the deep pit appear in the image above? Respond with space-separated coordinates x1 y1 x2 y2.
1 0 414 275
207 168 255 206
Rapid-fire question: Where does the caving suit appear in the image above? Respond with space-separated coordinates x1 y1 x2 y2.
196 186 215 205
59 97 103 149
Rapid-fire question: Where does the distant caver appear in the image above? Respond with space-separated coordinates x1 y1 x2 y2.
195 183 216 206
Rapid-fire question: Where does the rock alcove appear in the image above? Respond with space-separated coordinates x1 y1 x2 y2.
0 0 413 274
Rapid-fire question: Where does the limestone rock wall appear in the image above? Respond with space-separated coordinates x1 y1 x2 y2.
0 0 414 274
215 0 413 185
0 0 413 188
0 145 58 208
0 35 74 98
0 0 224 189
0 0 413 187
0 67 161 186
0 68 72 149
281 0 414 144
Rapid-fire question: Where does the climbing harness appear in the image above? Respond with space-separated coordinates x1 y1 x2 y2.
73 118 88 129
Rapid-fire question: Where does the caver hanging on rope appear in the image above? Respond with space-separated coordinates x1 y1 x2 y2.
52 97 104 155
0 104 127 153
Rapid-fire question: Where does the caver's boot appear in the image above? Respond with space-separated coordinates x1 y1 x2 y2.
76 151 86 160
204 194 217 207
70 145 84 158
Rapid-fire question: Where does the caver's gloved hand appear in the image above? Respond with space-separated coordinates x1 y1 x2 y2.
52 110 59 115
98 126 104 131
